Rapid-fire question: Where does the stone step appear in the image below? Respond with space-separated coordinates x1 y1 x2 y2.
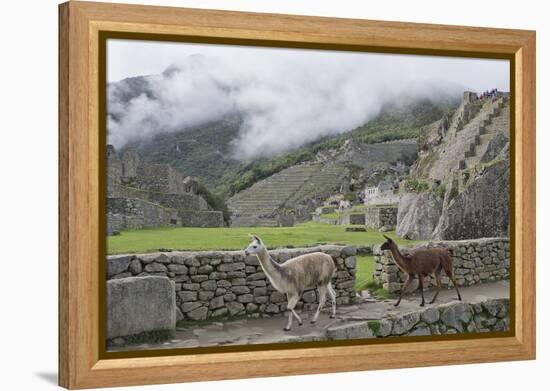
464 143 476 158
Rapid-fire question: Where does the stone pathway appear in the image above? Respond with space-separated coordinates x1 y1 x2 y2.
109 280 509 351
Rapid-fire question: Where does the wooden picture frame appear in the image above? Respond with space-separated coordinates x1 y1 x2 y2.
59 1 536 388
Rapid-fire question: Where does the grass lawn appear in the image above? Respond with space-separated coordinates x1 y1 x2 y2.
355 255 375 291
320 204 397 220
107 221 420 255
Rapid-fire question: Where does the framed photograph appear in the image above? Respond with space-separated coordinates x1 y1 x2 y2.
59 1 536 389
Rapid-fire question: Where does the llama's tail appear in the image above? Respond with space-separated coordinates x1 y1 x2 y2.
327 254 338 278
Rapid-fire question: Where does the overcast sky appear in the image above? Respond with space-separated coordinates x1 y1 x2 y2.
107 39 510 158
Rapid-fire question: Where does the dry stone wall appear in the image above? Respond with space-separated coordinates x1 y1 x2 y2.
107 197 180 231
374 238 509 293
178 210 224 227
107 246 358 322
106 146 224 229
325 298 509 340
108 183 208 211
135 164 188 195
365 206 397 229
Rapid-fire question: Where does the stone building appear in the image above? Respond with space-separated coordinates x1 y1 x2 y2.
363 181 399 206
107 146 224 232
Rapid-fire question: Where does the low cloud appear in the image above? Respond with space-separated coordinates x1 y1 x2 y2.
107 48 506 159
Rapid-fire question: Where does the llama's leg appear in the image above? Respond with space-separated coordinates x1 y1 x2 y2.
418 275 425 307
395 274 414 306
311 285 328 323
443 265 462 301
284 295 301 331
327 282 337 318
291 308 303 325
429 266 443 304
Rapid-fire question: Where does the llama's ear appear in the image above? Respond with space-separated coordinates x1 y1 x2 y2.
248 233 255 241
383 234 392 241
253 235 262 244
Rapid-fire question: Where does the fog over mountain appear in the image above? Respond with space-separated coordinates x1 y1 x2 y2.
107 41 509 159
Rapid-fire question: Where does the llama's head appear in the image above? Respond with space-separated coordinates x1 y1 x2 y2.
244 234 264 256
380 234 394 251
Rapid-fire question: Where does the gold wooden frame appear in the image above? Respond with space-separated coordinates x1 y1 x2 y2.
59 1 536 388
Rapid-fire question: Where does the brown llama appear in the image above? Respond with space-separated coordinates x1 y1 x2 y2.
380 235 462 307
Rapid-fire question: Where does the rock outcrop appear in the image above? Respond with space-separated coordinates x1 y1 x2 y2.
396 192 443 240
433 159 509 240
396 92 510 240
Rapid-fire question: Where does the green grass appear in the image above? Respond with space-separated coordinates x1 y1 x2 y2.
320 212 339 219
355 255 375 291
320 204 397 221
107 221 420 255
372 287 393 299
353 256 394 297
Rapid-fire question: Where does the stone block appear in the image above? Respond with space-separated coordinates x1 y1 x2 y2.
106 276 175 339
145 263 168 273
237 294 254 303
181 283 200 291
254 296 269 304
226 302 245 316
327 322 374 340
181 302 201 313
128 259 142 275
107 255 132 278
201 280 217 291
167 264 188 274
210 296 224 310
440 302 472 332
191 274 208 283
178 291 197 302
231 286 250 295
344 256 356 269
392 312 420 335
265 304 280 313
187 306 208 321
198 291 214 301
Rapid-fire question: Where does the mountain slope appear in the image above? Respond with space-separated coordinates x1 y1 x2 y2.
123 115 243 192
227 139 419 227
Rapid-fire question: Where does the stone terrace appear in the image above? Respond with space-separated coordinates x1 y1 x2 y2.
108 280 509 351
107 245 359 323
227 163 346 227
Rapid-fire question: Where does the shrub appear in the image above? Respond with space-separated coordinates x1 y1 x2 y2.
402 178 430 193
343 192 356 201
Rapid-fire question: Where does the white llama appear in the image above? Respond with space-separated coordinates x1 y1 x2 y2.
244 235 337 331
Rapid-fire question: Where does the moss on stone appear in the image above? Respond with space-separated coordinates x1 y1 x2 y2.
367 320 381 334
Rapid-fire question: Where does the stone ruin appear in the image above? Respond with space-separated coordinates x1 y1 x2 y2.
363 180 399 206
397 92 510 240
107 145 224 233
105 242 510 347
374 237 509 293
106 245 358 324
